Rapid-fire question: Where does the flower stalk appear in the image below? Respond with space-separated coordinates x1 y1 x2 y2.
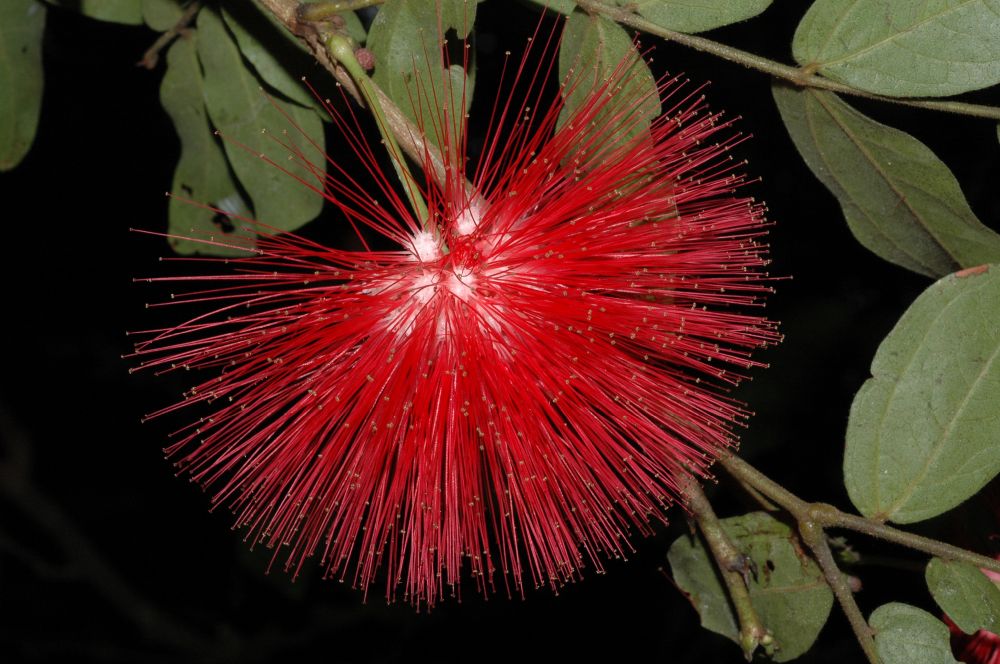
325 33 431 226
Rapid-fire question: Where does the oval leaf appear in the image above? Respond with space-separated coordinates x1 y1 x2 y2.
142 0 182 32
870 603 959 664
844 265 1000 523
367 0 476 155
50 0 142 25
792 0 1000 97
196 8 325 233
161 35 254 256
0 0 45 171
524 0 575 15
773 85 1000 278
668 512 833 661
221 2 318 109
926 557 1000 635
615 0 773 34
558 12 659 149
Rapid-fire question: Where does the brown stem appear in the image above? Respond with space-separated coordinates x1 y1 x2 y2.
684 479 775 660
720 455 1000 575
574 0 1000 121
799 521 880 664
137 1 202 70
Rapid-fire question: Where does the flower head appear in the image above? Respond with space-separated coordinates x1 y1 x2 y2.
132 23 779 607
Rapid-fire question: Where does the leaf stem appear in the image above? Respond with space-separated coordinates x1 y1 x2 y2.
684 479 775 660
573 0 1000 121
137 1 202 70
325 33 430 225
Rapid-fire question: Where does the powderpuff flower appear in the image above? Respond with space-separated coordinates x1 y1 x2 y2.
131 23 779 607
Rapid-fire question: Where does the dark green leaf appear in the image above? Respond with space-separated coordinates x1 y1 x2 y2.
196 8 325 233
668 512 833 661
773 86 1000 278
844 265 1000 523
0 0 45 171
614 0 773 33
869 603 959 664
557 12 659 152
161 35 254 256
367 0 476 155
142 0 182 32
926 557 1000 635
221 1 318 109
50 0 142 24
792 0 1000 97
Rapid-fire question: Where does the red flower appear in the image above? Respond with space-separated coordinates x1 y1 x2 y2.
132 31 778 607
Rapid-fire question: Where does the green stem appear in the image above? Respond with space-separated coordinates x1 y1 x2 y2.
799 521 880 664
300 0 384 22
684 480 775 660
574 0 1000 121
325 34 430 225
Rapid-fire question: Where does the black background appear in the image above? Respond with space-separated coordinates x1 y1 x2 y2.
2 1 998 662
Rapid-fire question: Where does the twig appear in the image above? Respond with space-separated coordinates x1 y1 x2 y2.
799 521 880 664
138 1 202 70
720 455 1000 575
574 0 1000 121
684 479 775 660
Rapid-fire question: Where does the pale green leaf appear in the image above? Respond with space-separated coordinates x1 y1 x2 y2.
367 0 476 155
558 12 659 153
0 0 45 171
161 35 254 256
221 1 317 109
50 0 142 25
926 557 1000 634
615 0 772 33
196 8 325 233
773 86 1000 278
142 0 182 32
844 265 1000 523
668 512 833 661
523 0 575 14
870 603 959 664
793 0 1000 97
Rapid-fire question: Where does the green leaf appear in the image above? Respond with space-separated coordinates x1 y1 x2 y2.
557 12 659 152
317 4 365 44
221 1 318 109
792 0 1000 97
870 603 959 664
142 0 182 32
667 528 739 644
926 557 1000 635
367 0 476 155
614 0 773 33
773 86 1000 278
0 0 45 171
668 512 834 661
196 8 325 233
523 0 575 14
844 265 1000 523
49 0 142 25
161 35 254 256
